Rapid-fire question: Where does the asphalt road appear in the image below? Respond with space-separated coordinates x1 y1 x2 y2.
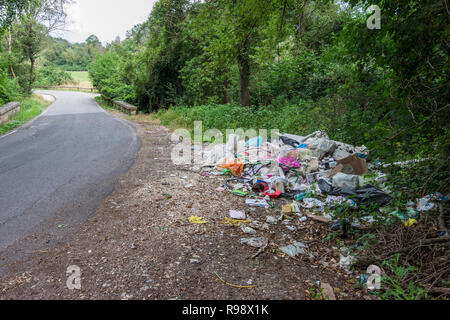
0 91 141 252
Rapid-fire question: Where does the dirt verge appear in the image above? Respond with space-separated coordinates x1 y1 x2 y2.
0 111 370 300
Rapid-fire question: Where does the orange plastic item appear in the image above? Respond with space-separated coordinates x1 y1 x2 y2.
217 158 244 177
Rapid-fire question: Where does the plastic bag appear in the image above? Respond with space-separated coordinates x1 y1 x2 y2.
217 157 244 177
319 179 391 205
278 156 300 173
332 172 362 190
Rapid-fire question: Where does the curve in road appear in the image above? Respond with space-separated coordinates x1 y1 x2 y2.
0 90 141 252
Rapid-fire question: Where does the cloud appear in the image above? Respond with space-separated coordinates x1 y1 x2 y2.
62 0 157 44
65 1 82 33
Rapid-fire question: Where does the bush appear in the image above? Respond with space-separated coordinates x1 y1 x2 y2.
0 68 20 105
88 51 135 103
34 65 74 87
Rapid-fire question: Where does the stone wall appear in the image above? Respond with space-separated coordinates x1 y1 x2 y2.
113 101 137 116
0 102 20 124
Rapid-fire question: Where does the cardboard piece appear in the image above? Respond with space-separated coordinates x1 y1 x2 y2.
328 154 369 177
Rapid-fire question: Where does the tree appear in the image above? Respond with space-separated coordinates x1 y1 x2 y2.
1 0 29 79
85 34 100 46
194 0 282 106
15 0 69 94
0 0 28 31
137 0 193 109
191 0 325 106
341 0 450 158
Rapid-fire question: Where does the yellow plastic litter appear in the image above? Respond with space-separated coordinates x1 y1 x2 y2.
404 219 417 227
188 216 208 224
214 272 256 289
221 218 251 226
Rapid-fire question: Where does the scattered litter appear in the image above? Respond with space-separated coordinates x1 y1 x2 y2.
282 204 295 215
262 190 282 198
278 157 300 173
229 210 246 220
188 216 208 224
339 253 356 273
279 241 307 257
266 216 278 225
332 172 362 190
416 193 447 212
389 208 419 222
179 129 436 274
241 225 257 234
326 195 356 208
240 237 268 248
329 154 368 177
319 179 391 205
231 190 248 197
300 198 325 209
286 225 297 231
246 199 269 208
222 218 251 226
214 272 256 289
217 158 244 177
246 136 263 147
250 221 270 231
404 218 418 227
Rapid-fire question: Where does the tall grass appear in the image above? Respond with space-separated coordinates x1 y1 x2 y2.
154 100 414 163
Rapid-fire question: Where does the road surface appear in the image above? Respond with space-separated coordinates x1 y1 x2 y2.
0 91 141 253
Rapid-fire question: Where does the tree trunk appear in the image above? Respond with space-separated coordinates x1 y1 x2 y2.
29 57 35 95
222 77 229 104
237 43 250 107
297 0 310 40
6 27 16 79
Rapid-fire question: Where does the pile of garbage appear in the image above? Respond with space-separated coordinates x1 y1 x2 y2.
185 130 449 280
195 131 395 224
192 130 449 227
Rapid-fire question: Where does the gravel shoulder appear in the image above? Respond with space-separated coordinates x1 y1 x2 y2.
0 110 370 300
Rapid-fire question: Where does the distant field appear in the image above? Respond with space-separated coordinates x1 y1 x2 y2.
68 71 92 87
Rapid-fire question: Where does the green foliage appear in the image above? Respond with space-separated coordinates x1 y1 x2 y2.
307 285 324 300
88 51 135 102
41 36 104 71
380 254 427 300
0 0 28 31
341 0 449 161
353 233 377 251
0 66 19 105
385 158 450 198
85 0 449 195
34 65 73 87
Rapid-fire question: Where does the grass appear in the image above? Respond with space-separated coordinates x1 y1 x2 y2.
94 96 115 112
0 94 52 136
154 102 323 142
68 71 92 87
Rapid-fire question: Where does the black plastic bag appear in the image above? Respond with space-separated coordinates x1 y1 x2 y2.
318 179 391 205
281 136 300 148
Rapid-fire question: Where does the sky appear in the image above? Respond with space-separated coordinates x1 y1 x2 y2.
57 0 158 44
